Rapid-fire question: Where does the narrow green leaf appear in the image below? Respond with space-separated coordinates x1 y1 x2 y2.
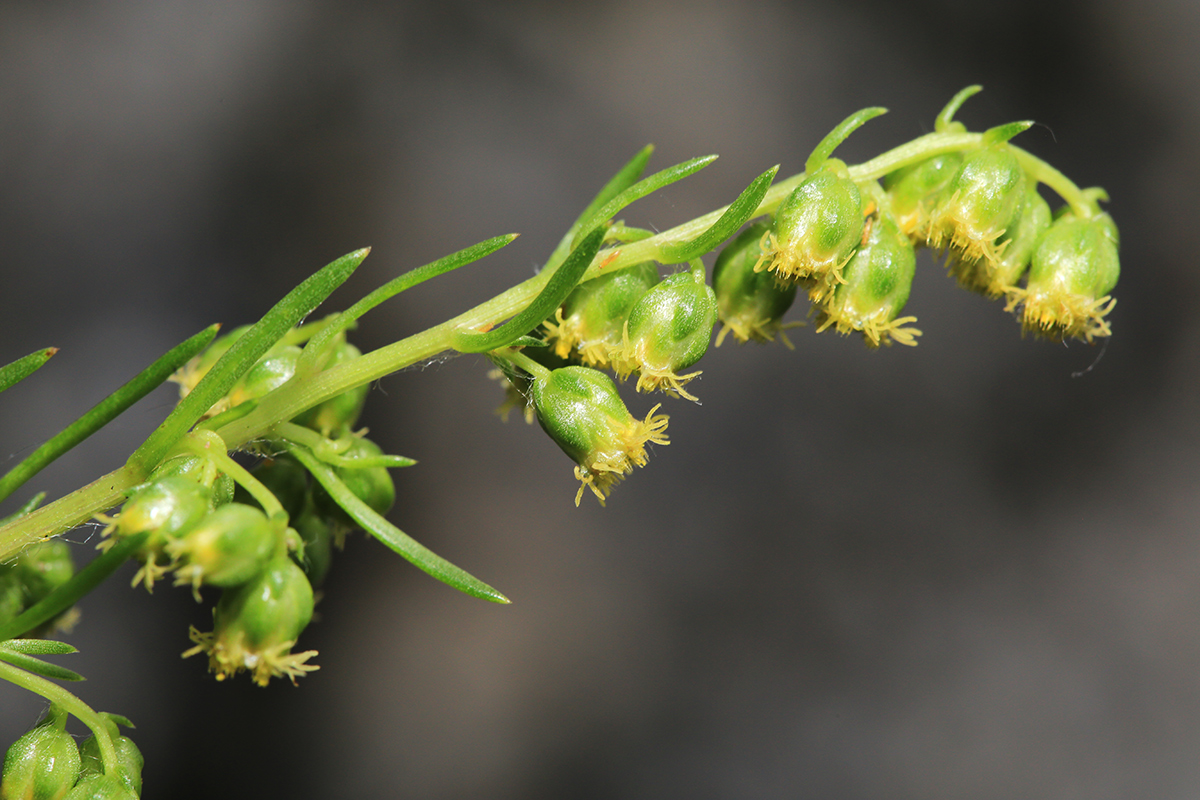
452 228 605 354
0 325 220 505
570 155 718 251
983 120 1034 145
0 648 85 682
936 85 983 132
298 234 520 376
289 445 510 604
546 145 654 270
806 107 888 174
659 165 779 263
0 533 149 642
0 639 78 655
0 347 57 394
129 248 369 474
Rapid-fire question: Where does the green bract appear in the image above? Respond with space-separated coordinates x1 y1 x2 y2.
816 211 921 347
1013 211 1119 342
712 221 797 347
757 164 864 301
609 269 718 402
184 556 317 686
0 709 81 800
927 143 1027 265
543 261 660 368
531 366 668 506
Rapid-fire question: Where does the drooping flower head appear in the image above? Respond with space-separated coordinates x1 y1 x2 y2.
608 268 718 402
184 556 318 686
712 221 798 347
1009 210 1119 342
815 209 922 348
542 261 660 368
531 366 668 506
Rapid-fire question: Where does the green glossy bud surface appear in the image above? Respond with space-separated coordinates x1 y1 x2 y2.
227 344 302 408
763 167 863 294
168 503 276 593
1 716 81 800
818 212 921 347
611 270 717 400
186 556 318 685
531 366 668 505
712 221 797 346
1017 212 1119 341
883 152 963 239
929 144 1026 264
545 262 660 367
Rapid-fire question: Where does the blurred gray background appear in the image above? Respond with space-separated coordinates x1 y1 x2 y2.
2 1 1199 798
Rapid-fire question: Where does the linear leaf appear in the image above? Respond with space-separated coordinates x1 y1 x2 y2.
569 155 718 251
658 165 779 263
546 145 654 271
0 325 220 504
0 648 84 682
289 445 510 604
297 234 519 376
0 348 57 394
0 639 78 655
452 227 605 354
129 248 368 473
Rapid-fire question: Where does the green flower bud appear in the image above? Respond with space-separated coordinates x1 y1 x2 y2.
12 540 74 602
61 774 138 800
233 456 308 522
149 455 231 511
883 151 963 240
77 716 141 798
184 556 317 686
290 340 369 436
291 507 333 586
226 344 302 408
711 221 798 347
311 437 395 531
1010 211 1119 341
609 269 718 402
816 211 922 348
0 540 76 633
1 708 81 800
531 366 669 506
757 164 864 300
166 503 277 598
107 476 212 590
950 181 1052 297
542 262 660 368
927 144 1027 266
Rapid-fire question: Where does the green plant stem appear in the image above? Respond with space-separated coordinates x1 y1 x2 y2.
171 431 285 520
0 659 119 773
0 127 1094 558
